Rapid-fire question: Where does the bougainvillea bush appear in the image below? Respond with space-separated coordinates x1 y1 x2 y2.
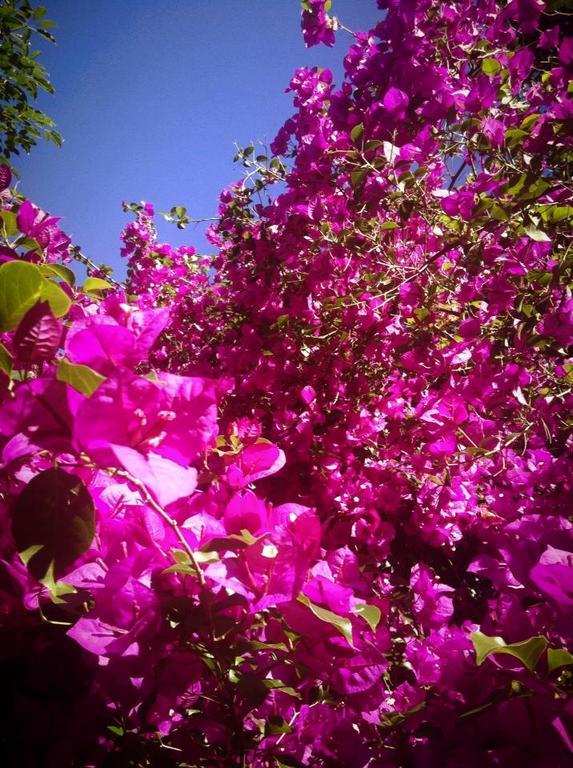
1 1 572 766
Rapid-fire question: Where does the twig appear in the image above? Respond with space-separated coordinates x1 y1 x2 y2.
109 467 206 587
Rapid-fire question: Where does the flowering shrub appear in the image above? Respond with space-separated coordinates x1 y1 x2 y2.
1 1 573 766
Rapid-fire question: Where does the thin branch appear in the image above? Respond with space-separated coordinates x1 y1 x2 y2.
109 467 206 587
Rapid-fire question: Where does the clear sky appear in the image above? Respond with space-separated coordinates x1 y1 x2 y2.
15 0 381 279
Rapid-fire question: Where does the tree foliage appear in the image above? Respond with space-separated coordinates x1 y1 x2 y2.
0 0 61 161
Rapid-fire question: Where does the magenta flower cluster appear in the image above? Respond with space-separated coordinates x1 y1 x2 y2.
0 1 572 766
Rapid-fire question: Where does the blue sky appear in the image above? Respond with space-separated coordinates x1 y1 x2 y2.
16 0 381 279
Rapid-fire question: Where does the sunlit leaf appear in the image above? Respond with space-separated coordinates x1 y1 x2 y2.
353 603 381 631
39 277 72 318
39 263 76 286
0 260 43 331
298 594 354 646
56 358 106 396
470 631 547 672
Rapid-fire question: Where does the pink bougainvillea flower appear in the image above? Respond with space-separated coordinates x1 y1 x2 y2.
383 86 409 118
224 441 286 489
301 0 335 48
0 164 12 192
530 546 573 607
223 490 268 535
66 307 170 376
410 563 454 629
74 371 218 467
68 558 160 657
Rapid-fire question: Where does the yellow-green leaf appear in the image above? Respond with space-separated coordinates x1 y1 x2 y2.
39 277 72 318
0 341 13 375
39 263 76 287
350 123 364 144
83 277 114 293
0 210 18 237
56 359 106 396
539 205 573 224
482 57 501 76
297 594 354 646
353 603 381 631
470 631 547 672
524 225 551 243
0 261 43 331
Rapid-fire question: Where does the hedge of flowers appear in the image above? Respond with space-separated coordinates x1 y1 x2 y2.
0 1 572 766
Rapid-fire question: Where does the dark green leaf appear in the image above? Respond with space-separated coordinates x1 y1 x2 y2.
0 210 18 237
12 468 95 580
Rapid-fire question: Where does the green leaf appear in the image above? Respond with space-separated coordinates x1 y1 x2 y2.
350 123 364 144
351 167 368 188
297 594 354 646
263 679 301 698
504 128 529 147
171 548 191 564
39 561 77 604
547 647 573 674
482 57 501 76
0 210 18 237
539 205 573 224
505 173 527 197
39 277 71 317
490 204 510 221
275 757 304 768
193 550 219 564
56 359 106 396
19 543 44 566
470 631 547 672
199 535 251 553
0 341 13 375
265 716 292 736
380 221 399 230
39 263 76 286
524 225 551 243
520 113 540 131
353 603 381 631
83 276 114 293
0 260 43 331
519 178 551 201
12 468 96 580
248 640 289 652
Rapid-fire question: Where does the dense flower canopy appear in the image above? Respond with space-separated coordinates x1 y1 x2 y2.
0 1 572 766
